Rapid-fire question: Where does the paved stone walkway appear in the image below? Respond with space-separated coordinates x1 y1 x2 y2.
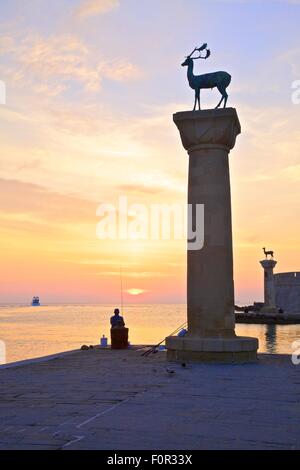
0 348 299 449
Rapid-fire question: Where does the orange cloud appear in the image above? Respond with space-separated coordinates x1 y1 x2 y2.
76 0 120 19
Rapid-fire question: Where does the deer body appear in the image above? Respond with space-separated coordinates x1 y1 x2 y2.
182 45 231 111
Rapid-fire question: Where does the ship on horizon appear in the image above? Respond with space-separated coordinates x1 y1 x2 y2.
31 296 40 306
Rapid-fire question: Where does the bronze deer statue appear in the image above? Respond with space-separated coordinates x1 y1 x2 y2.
181 45 231 111
263 247 274 259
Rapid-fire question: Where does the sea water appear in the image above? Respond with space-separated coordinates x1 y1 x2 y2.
0 304 299 364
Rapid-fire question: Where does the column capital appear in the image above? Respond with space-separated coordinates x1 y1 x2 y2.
260 259 277 270
173 108 241 154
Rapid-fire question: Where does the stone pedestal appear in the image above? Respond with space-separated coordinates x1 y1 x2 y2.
260 259 278 314
110 327 129 350
166 108 258 363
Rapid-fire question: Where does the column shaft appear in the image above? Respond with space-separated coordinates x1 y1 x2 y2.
187 146 235 337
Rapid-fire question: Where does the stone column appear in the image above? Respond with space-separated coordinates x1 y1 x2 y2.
260 259 277 314
166 108 258 363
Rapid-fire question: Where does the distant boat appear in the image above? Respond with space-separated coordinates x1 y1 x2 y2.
31 296 40 306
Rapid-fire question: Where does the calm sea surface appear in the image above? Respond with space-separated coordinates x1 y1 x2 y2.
0 304 299 364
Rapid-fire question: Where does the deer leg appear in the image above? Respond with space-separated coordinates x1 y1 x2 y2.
196 89 201 110
215 95 224 109
223 91 228 108
215 85 226 109
193 91 197 111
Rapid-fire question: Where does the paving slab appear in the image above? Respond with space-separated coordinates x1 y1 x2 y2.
0 348 299 450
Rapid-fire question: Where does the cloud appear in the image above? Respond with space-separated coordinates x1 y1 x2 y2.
282 164 300 180
0 178 94 225
100 60 142 81
0 32 141 96
96 271 168 278
117 184 163 195
278 47 300 76
76 0 120 19
211 0 300 3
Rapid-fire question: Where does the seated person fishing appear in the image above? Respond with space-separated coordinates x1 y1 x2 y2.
110 308 125 328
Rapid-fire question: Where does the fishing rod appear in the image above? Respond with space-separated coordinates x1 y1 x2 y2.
141 320 188 357
142 321 187 357
119 265 124 315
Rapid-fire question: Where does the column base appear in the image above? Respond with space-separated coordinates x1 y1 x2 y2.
166 335 259 363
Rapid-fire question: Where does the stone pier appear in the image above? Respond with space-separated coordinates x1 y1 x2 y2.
0 348 299 450
260 258 278 314
166 108 258 363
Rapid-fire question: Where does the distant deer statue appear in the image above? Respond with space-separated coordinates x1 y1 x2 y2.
263 247 274 259
181 44 231 111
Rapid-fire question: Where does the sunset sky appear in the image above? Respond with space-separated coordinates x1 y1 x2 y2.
0 0 300 304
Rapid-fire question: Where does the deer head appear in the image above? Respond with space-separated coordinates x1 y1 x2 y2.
181 44 211 67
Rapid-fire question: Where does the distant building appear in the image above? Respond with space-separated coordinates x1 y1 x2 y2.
253 302 264 311
275 272 300 315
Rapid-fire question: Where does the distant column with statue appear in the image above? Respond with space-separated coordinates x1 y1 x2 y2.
260 248 278 314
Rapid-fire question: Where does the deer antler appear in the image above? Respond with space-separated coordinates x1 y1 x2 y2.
197 43 208 52
194 48 211 60
187 44 211 60
187 47 198 58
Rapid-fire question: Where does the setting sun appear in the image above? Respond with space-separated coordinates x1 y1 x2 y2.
127 289 146 296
